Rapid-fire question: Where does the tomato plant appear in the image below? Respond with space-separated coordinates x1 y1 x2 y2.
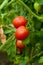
13 16 27 28
0 0 43 65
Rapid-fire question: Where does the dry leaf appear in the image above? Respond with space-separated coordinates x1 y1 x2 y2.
0 25 4 39
9 24 14 27
0 27 4 35
1 34 6 44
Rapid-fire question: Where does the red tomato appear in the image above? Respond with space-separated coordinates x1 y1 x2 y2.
15 26 29 40
16 40 25 49
13 16 27 28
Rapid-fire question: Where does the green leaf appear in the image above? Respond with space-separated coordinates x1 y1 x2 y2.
7 39 16 61
0 34 16 62
19 60 27 65
37 0 43 5
22 36 30 45
0 0 43 64
4 26 16 34
38 56 43 63
0 0 9 10
0 34 15 50
36 31 43 37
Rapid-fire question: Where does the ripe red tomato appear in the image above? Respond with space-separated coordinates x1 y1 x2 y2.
15 26 29 40
16 40 25 49
13 16 27 28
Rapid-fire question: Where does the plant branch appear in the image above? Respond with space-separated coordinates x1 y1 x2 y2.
30 51 43 62
18 0 43 21
6 0 14 7
0 0 8 10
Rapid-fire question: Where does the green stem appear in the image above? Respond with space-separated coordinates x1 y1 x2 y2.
0 0 8 10
18 0 43 21
30 51 43 62
6 0 14 7
30 47 34 60
3 9 17 17
32 51 43 59
0 2 17 18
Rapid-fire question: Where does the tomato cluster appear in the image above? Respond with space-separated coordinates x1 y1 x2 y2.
12 16 30 52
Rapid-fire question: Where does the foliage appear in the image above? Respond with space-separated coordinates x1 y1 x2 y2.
0 0 43 65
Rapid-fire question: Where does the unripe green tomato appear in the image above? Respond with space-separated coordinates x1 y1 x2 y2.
34 2 41 12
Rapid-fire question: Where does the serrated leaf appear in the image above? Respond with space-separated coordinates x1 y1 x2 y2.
4 27 16 34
